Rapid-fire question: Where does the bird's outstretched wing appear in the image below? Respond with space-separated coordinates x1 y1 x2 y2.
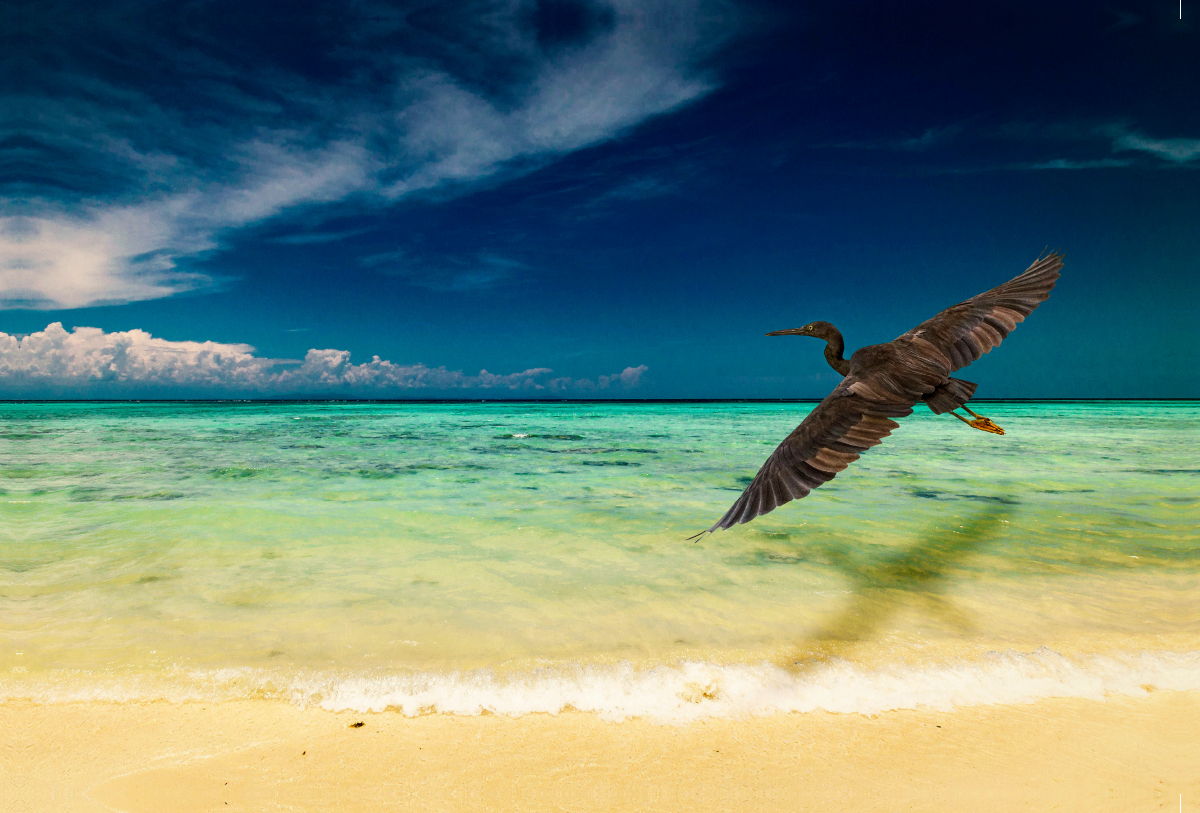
691 386 915 538
904 252 1062 372
691 252 1061 539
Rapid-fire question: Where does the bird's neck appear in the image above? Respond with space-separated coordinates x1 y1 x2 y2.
823 333 851 376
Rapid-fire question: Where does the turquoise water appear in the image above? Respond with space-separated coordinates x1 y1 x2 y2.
2 401 1197 720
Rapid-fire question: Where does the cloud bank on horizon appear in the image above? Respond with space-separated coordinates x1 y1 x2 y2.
2 0 729 309
0 324 647 396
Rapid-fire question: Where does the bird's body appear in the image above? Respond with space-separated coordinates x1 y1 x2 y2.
692 252 1062 538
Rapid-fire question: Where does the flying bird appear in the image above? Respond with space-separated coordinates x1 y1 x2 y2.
690 252 1062 540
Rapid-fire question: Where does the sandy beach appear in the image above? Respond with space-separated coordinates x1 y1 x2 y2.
4 692 1195 812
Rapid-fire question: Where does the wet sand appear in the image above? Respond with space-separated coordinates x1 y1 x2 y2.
4 692 1195 812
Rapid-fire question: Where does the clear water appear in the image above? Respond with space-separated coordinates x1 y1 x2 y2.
2 401 1197 720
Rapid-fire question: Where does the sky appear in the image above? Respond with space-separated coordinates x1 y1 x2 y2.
2 0 1197 398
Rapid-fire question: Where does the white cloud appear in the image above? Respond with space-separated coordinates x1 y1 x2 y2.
599 364 648 388
1112 133 1200 163
968 121 1200 172
0 323 647 395
0 323 273 387
2 138 381 309
1 136 378 308
1027 158 1134 170
548 363 648 392
4 0 728 309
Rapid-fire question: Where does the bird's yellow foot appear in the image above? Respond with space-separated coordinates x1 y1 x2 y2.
953 407 1005 435
967 415 1005 435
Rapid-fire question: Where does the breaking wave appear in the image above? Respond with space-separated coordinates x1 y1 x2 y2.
9 648 1198 724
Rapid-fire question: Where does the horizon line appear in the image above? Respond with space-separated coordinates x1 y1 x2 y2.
1 398 1197 405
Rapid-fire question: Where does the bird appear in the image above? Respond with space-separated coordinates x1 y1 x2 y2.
689 251 1062 541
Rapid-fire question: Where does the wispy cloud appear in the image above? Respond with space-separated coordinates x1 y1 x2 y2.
360 250 529 291
821 120 1200 174
266 227 375 245
2 0 733 309
0 323 648 396
2 138 374 308
984 121 1200 171
579 175 677 211
893 125 964 151
1111 132 1200 163
1026 158 1134 170
822 124 964 152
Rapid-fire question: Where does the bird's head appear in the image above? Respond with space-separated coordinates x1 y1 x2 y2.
765 320 838 340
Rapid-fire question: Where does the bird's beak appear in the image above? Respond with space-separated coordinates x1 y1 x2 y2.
765 328 807 336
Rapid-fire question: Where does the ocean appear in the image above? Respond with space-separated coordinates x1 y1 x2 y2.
3 400 1196 722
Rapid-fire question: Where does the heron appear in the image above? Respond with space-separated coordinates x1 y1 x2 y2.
689 251 1062 540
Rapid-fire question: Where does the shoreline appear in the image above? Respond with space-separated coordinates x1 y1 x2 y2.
4 692 1196 812
7 643 1197 722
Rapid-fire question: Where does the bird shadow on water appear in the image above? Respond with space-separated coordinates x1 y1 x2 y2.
780 500 1016 672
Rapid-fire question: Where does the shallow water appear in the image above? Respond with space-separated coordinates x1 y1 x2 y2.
2 401 1197 720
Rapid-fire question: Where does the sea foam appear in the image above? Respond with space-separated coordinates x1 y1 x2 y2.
9 648 1198 724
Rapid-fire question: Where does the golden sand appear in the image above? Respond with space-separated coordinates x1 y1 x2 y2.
3 693 1195 812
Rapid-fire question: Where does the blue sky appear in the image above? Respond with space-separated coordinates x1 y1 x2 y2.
2 0 1196 398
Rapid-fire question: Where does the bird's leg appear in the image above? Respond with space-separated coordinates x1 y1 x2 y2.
952 406 1005 435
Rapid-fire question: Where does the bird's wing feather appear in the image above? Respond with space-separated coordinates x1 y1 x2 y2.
700 383 915 534
904 252 1062 372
